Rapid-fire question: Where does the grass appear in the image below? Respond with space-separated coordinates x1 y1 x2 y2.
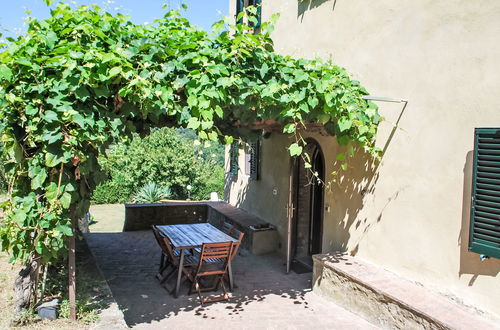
0 197 121 328
0 254 94 330
0 242 113 329
89 204 125 232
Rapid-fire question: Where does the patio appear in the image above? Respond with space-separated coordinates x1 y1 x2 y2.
84 230 378 329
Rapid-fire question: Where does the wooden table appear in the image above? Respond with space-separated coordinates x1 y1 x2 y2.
157 223 239 297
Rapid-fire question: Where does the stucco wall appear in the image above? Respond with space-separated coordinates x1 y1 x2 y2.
226 0 500 317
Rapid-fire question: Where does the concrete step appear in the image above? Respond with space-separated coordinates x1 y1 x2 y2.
312 253 500 330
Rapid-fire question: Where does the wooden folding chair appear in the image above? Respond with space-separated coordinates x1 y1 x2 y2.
152 226 197 292
190 241 233 305
161 235 198 292
151 225 170 278
229 228 244 260
193 221 234 255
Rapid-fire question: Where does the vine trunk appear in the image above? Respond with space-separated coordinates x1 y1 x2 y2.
12 255 40 324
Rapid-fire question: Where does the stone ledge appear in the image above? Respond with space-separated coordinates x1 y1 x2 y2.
312 253 500 330
208 203 278 255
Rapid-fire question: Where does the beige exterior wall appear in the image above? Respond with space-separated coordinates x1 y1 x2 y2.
226 0 500 317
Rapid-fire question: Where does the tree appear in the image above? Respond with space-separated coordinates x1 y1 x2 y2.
92 127 224 203
0 2 381 320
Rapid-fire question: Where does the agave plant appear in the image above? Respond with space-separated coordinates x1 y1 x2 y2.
133 182 172 203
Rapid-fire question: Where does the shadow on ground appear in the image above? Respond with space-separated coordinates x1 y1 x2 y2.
84 231 376 329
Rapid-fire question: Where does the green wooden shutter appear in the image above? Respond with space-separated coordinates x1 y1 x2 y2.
253 0 262 28
230 142 239 175
249 141 260 180
236 0 244 24
238 0 262 27
469 127 500 259
244 141 260 179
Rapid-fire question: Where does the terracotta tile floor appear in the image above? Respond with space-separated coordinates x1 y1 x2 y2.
85 231 378 329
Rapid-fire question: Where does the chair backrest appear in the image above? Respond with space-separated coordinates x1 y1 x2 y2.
151 225 169 254
222 222 234 235
229 228 244 260
152 225 180 265
196 241 233 276
162 234 180 265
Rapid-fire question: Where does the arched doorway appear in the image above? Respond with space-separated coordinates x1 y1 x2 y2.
290 139 325 272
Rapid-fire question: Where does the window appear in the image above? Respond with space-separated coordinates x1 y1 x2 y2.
236 0 262 27
469 128 500 259
236 0 244 24
244 141 260 180
229 142 239 175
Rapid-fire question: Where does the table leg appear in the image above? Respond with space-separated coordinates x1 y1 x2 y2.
175 249 185 298
228 261 234 291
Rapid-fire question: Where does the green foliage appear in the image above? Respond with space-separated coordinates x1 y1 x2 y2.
42 260 106 324
176 128 225 167
59 299 100 324
133 182 172 203
195 165 225 201
0 2 381 266
90 179 131 205
92 127 224 203
0 142 7 193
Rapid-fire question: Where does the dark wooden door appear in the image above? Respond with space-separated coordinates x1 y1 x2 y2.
291 139 324 270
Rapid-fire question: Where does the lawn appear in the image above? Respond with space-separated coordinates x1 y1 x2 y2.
89 204 125 233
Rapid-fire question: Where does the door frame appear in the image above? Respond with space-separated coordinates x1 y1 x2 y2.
286 138 325 272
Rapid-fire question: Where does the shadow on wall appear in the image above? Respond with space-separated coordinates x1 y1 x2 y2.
223 137 403 258
327 101 413 253
221 108 411 258
326 149 381 255
298 0 337 22
223 166 250 209
459 151 500 286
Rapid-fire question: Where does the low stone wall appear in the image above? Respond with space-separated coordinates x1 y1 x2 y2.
123 202 208 231
123 201 279 255
312 253 500 330
313 255 440 329
208 205 279 255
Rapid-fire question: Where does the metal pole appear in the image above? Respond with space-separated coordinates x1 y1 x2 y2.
362 95 408 103
286 158 296 274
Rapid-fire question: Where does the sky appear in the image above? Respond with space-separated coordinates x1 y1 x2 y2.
0 0 229 38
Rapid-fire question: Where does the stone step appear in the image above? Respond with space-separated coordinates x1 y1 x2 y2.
312 253 500 330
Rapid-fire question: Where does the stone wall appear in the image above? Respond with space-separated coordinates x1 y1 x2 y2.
123 202 279 255
123 202 208 231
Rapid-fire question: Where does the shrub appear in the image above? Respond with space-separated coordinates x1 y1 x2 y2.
133 182 172 203
92 173 134 204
